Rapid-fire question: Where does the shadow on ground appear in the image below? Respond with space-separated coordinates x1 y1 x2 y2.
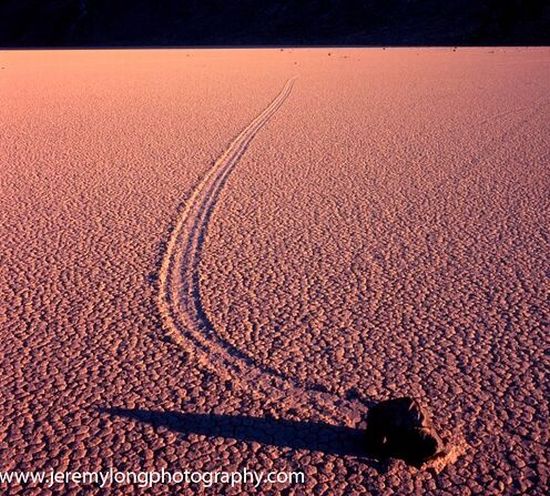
100 408 383 462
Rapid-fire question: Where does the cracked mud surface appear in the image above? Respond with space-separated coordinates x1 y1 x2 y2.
1 48 549 494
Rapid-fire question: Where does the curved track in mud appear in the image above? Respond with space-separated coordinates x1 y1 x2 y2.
157 79 364 423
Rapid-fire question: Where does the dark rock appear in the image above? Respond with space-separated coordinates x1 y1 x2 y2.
365 397 447 467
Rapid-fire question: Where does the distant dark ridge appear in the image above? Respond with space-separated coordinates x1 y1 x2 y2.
1 0 549 48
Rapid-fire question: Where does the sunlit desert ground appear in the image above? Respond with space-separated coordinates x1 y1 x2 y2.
1 48 548 494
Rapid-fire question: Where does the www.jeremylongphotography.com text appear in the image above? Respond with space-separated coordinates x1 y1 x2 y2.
0 467 306 489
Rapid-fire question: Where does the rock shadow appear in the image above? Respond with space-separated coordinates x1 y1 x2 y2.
101 408 382 462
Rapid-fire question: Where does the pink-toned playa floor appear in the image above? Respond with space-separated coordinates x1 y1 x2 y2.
0 48 548 494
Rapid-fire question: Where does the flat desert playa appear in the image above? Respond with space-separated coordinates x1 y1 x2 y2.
0 48 548 494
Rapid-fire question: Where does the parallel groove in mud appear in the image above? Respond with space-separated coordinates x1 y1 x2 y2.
157 79 362 422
